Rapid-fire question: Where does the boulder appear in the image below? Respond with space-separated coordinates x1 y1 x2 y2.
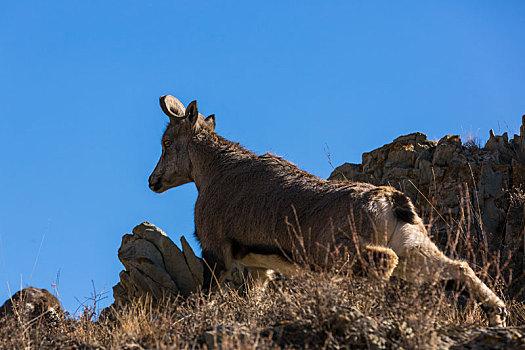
0 287 63 325
112 222 204 305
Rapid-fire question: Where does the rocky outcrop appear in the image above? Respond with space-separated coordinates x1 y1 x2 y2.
111 222 266 308
112 222 204 305
330 116 525 298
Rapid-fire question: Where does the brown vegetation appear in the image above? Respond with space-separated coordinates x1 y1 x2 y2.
1 217 524 349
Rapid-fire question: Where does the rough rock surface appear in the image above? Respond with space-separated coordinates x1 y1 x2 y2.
111 222 252 307
0 287 63 325
330 116 525 299
112 222 204 305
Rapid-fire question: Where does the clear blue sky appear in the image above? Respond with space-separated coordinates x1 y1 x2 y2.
1 1 524 313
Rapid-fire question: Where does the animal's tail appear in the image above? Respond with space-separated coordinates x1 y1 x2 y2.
390 191 418 224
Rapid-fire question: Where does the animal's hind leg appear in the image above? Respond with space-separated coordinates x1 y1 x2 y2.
220 253 299 288
390 223 507 327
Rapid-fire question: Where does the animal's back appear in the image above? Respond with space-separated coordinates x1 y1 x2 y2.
195 152 416 262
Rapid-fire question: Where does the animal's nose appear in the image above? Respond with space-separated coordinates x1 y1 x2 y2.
149 181 162 192
148 175 161 191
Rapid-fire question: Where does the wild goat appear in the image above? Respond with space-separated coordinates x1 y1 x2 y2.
149 95 507 327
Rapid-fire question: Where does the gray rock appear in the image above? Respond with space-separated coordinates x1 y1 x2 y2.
131 223 196 296
330 163 365 182
181 236 204 287
119 236 180 296
112 222 203 306
433 135 461 167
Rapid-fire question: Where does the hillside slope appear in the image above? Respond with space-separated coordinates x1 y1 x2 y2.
2 119 525 349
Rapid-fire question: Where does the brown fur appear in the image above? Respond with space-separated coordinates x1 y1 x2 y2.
149 95 507 326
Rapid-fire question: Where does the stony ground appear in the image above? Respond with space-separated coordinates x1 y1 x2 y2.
1 265 524 349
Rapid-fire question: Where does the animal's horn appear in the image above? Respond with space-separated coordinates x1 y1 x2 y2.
159 95 186 120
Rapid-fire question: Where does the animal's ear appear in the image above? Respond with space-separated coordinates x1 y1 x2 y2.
186 100 199 125
159 95 186 120
204 114 216 131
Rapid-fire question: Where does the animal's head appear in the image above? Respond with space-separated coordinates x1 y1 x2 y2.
148 95 216 193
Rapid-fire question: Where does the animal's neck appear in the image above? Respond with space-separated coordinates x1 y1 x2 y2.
188 132 255 191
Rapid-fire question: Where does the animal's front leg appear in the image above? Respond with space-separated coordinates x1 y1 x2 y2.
236 252 300 276
202 244 233 290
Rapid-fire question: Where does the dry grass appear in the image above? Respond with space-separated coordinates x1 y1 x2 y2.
1 190 524 349
1 247 523 349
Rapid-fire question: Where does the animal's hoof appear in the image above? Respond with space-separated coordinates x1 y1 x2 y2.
488 307 508 327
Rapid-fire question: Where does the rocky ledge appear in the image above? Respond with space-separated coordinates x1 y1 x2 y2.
330 116 525 300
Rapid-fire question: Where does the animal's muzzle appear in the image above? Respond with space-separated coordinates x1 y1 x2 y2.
148 175 163 192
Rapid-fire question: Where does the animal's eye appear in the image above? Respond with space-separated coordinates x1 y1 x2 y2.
163 140 172 148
